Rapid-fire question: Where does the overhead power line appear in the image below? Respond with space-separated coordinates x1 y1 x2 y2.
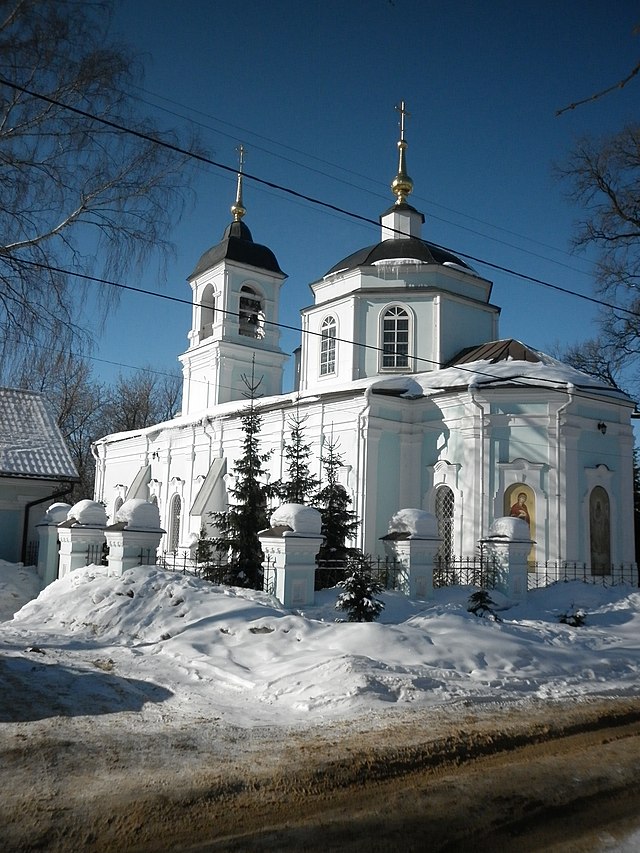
2 75 636 404
129 82 596 277
0 75 606 307
6 255 635 401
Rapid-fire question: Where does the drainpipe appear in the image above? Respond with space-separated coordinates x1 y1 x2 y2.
20 483 74 564
91 440 103 502
555 385 574 563
469 387 486 546
355 386 372 551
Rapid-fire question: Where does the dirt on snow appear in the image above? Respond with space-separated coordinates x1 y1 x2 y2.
1 697 640 851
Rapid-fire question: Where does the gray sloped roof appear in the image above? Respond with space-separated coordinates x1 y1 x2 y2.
0 388 79 481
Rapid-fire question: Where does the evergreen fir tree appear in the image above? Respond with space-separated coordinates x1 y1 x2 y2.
273 401 319 505
314 436 360 562
335 554 385 622
210 363 271 589
467 589 501 621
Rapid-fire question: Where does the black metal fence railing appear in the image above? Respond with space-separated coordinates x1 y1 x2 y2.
135 548 158 567
85 543 108 566
433 556 500 590
527 562 639 590
25 540 39 567
315 557 404 591
263 556 276 596
104 547 640 595
158 549 231 582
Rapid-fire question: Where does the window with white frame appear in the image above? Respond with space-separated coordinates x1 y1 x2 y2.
320 315 337 375
381 306 410 369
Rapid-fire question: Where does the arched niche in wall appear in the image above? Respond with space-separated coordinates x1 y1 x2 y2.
583 465 616 570
496 458 547 562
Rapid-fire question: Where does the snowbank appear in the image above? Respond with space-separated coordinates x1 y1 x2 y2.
1 562 639 727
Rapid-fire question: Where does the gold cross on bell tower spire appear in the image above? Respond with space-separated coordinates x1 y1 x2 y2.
231 144 247 221
391 100 413 205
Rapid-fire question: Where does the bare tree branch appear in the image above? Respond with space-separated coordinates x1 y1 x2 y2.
0 0 201 360
557 58 640 116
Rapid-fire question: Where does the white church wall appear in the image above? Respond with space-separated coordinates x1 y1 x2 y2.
438 297 498 366
300 296 357 389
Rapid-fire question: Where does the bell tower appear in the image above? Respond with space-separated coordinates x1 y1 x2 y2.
179 148 288 415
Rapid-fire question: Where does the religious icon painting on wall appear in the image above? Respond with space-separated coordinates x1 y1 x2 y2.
504 483 535 567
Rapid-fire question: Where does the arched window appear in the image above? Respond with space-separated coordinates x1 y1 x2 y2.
149 495 158 506
168 494 182 552
435 486 455 562
239 285 265 339
320 315 337 375
381 306 410 369
590 486 611 575
114 496 124 520
199 283 215 340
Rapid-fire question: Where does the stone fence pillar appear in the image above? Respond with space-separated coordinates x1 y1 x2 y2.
36 502 71 587
259 504 324 608
104 499 165 577
57 500 108 579
381 509 441 600
482 517 534 603
382 535 441 600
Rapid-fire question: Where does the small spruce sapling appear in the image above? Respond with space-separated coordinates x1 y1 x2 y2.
467 589 501 622
335 556 385 623
558 606 586 627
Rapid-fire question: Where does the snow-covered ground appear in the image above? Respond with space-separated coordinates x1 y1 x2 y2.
1 560 639 726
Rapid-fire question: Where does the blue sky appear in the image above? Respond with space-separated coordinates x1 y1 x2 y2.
91 0 639 392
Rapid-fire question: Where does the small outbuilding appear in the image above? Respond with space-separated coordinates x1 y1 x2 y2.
0 387 78 563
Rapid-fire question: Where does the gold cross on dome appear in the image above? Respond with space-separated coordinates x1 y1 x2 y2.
235 143 245 173
395 100 410 140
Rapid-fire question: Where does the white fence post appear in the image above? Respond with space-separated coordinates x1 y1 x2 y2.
57 500 107 578
482 517 534 603
36 503 71 587
259 504 324 608
381 509 441 600
104 499 165 577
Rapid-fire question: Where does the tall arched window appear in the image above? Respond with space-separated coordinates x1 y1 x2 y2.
199 283 215 340
435 486 455 562
320 315 337 375
381 306 410 369
168 494 182 552
239 285 265 339
590 486 611 575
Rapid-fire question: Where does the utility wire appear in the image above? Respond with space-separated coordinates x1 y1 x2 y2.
129 83 596 277
0 75 606 307
2 76 635 402
6 255 633 400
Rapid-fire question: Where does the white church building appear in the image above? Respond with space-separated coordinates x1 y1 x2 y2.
93 113 637 579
